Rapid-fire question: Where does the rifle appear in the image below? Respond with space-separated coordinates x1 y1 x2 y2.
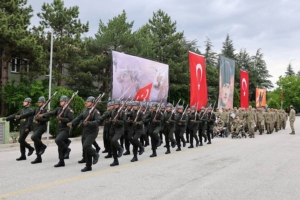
133 104 143 123
34 91 57 120
58 91 78 118
180 104 189 121
194 102 199 120
168 99 181 120
83 93 105 123
113 96 131 120
209 101 216 120
153 95 167 120
143 100 151 115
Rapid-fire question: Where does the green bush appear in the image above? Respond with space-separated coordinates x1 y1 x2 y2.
49 87 85 138
267 98 280 109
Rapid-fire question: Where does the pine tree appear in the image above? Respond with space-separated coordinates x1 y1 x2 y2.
285 63 295 76
204 37 217 67
221 34 236 60
35 0 89 86
0 0 44 116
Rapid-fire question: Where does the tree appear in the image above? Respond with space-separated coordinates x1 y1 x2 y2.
144 9 199 102
35 0 89 86
285 63 295 76
221 34 236 60
204 37 217 67
0 0 44 116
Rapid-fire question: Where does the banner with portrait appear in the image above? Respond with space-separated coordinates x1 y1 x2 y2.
256 88 267 108
217 56 235 109
112 51 169 102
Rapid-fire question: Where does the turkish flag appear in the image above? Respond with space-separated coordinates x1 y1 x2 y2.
240 70 249 108
189 51 208 110
133 83 153 101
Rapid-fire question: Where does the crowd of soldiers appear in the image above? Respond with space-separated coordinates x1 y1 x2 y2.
2 95 296 172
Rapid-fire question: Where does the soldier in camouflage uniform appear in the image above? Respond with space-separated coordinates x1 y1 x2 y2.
245 107 257 138
265 109 273 134
289 105 296 134
214 116 224 137
256 108 265 135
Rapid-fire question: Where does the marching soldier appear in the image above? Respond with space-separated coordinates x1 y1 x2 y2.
147 102 163 157
141 103 150 147
174 105 187 151
205 107 216 144
256 108 265 135
281 110 288 129
187 106 199 148
37 95 74 167
163 103 177 154
265 109 273 134
127 101 145 162
67 96 100 172
185 108 191 143
123 102 133 155
198 107 207 146
289 105 296 135
3 98 34 161
100 99 125 166
245 107 256 138
16 96 50 164
102 102 113 156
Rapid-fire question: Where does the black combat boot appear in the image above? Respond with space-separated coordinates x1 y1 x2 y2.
123 151 130 155
78 157 86 163
110 159 119 167
204 135 207 142
16 155 26 161
183 140 186 147
188 145 194 148
31 156 42 164
207 140 211 144
176 147 181 151
27 147 35 156
139 146 145 155
81 166 92 172
105 153 112 158
95 147 101 154
54 160 65 167
131 155 138 162
117 147 124 158
199 142 203 146
171 141 177 148
102 149 108 153
150 150 157 157
93 152 99 165
39 144 47 156
165 148 170 154
64 148 71 159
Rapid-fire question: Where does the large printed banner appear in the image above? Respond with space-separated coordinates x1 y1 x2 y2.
112 51 169 102
256 88 267 108
217 56 235 109
240 70 249 108
189 51 207 110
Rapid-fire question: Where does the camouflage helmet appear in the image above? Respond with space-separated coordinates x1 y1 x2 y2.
166 103 173 108
59 95 68 102
38 96 45 102
24 97 32 103
86 96 95 102
177 105 184 109
114 99 121 105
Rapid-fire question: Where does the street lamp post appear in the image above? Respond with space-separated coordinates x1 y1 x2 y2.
46 30 54 145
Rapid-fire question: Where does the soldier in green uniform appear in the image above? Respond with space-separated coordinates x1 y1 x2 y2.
245 107 257 138
213 116 224 137
281 110 288 130
231 116 243 136
127 101 145 162
265 109 273 134
205 107 216 144
123 102 133 155
100 99 125 166
198 107 207 146
256 108 265 135
16 97 50 164
102 102 113 156
37 95 74 167
174 105 187 151
68 96 100 172
163 103 177 154
187 106 200 148
3 98 34 161
185 108 191 143
289 105 296 134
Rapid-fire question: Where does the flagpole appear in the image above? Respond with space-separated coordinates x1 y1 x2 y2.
46 30 54 145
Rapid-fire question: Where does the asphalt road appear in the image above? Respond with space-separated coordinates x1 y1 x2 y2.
0 118 299 200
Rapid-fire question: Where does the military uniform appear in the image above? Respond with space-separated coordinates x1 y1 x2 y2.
205 108 216 144
18 97 50 164
123 103 133 155
214 118 224 136
245 108 256 138
5 98 34 161
71 96 100 172
256 109 265 134
198 108 207 146
265 110 273 134
289 106 296 134
187 107 200 148
174 106 187 151
163 104 177 154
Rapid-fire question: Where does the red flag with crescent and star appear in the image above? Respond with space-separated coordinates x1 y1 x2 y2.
133 83 153 101
189 51 207 110
240 70 249 108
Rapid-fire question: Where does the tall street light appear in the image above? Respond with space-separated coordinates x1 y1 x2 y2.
46 30 54 145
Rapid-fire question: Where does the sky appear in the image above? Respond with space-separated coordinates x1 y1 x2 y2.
28 0 300 88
